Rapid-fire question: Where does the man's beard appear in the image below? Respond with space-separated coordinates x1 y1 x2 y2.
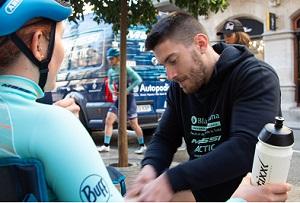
180 50 206 94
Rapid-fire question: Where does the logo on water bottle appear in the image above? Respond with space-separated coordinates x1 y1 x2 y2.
256 157 269 185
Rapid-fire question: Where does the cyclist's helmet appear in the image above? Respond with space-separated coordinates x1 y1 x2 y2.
107 48 120 59
0 0 72 90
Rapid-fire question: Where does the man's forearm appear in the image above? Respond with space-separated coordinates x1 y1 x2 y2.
166 137 256 193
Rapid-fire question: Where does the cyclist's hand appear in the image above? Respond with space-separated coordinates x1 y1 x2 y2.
54 98 80 118
114 91 119 96
114 91 129 96
231 173 292 202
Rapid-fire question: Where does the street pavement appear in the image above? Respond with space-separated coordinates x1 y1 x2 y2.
92 128 300 201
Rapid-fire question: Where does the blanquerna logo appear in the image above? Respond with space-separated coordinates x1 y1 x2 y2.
5 0 23 14
80 174 111 202
191 116 197 124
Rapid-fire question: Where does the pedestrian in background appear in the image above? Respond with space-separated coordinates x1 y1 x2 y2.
217 19 251 47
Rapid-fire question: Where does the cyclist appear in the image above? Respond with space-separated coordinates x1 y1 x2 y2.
0 0 123 201
98 48 146 154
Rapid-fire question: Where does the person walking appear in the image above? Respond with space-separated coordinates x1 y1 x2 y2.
98 48 146 154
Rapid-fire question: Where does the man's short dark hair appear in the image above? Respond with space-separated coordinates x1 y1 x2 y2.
145 11 207 51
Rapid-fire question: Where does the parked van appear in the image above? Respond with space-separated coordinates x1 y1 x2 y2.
52 14 169 132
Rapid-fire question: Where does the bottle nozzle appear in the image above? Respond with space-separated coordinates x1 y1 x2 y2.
274 116 284 129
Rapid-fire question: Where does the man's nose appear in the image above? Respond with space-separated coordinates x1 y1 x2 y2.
166 67 177 80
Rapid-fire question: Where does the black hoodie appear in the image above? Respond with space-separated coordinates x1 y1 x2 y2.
141 43 281 201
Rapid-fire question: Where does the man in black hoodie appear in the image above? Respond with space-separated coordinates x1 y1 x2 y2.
126 12 284 201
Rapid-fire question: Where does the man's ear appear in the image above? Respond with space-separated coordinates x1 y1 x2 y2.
193 34 208 53
31 31 47 61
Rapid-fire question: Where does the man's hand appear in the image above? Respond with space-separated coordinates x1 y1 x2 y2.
231 173 292 202
135 172 174 201
54 98 80 118
125 165 157 200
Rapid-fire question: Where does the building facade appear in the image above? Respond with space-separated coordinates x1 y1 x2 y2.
155 0 300 127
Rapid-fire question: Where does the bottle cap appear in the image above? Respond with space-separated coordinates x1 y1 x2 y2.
258 116 294 147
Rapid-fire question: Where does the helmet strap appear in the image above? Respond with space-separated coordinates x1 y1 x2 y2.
9 21 57 91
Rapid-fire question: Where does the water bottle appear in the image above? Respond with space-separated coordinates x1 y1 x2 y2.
251 116 294 185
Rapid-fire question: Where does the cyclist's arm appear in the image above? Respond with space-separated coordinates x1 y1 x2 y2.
107 69 115 93
33 106 123 201
126 67 142 93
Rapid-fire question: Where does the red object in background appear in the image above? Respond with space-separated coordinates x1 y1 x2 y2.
104 78 114 103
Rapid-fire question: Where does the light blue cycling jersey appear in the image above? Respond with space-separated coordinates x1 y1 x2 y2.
107 65 142 93
0 75 124 202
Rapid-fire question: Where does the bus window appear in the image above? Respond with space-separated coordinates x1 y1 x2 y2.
70 31 105 69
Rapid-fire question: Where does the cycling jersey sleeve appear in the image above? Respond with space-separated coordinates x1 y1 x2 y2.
107 68 115 94
30 106 124 202
126 66 142 93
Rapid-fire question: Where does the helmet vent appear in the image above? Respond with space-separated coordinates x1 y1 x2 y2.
55 0 70 7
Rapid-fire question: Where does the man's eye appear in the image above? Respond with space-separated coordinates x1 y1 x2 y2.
169 59 176 65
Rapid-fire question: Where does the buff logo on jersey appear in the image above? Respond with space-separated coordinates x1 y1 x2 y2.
80 174 111 202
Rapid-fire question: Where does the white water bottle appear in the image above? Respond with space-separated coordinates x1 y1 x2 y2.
251 117 294 185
